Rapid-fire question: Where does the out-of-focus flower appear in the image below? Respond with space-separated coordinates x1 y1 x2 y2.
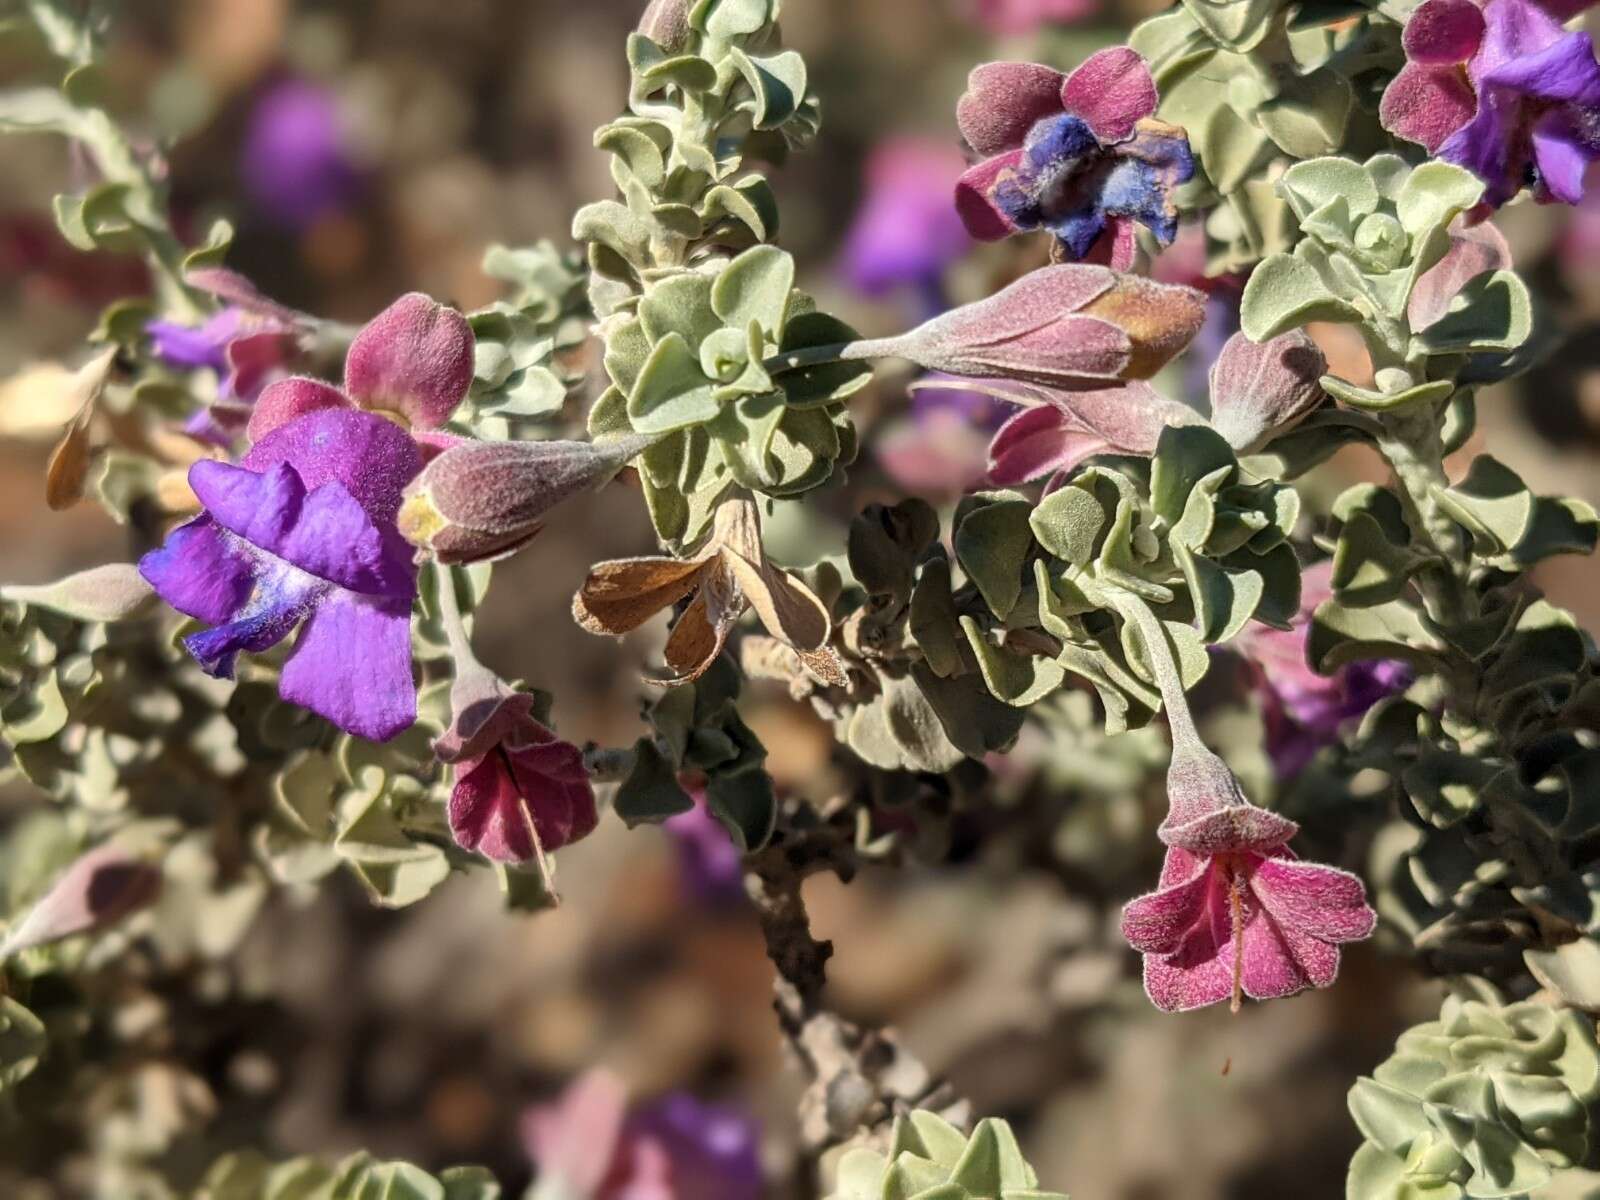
0 844 161 959
146 267 314 444
843 264 1207 390
1381 0 1600 207
239 77 362 232
984 328 1323 486
399 434 655 565
433 641 596 867
876 375 1011 496
1234 561 1412 777
664 788 747 907
1121 746 1377 1012
840 139 972 311
138 407 420 741
954 50 1194 267
970 0 1098 35
524 1070 762 1200
573 497 837 686
248 291 473 457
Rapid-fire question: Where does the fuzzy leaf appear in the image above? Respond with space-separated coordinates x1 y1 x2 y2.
1240 255 1362 342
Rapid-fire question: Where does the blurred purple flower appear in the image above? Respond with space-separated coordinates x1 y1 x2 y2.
1234 561 1412 777
240 77 362 231
970 0 1098 35
1381 0 1600 207
840 139 972 313
664 789 746 907
524 1070 762 1200
954 50 1193 267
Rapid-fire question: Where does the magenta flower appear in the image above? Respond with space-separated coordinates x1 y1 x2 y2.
840 139 972 310
523 1070 762 1200
138 407 421 741
1381 0 1600 206
985 328 1323 486
240 77 362 232
1233 562 1412 777
1121 748 1377 1012
433 661 597 866
664 788 747 907
147 268 311 444
970 0 1098 35
247 291 474 458
954 49 1194 268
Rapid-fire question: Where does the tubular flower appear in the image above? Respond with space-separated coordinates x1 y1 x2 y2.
1121 747 1378 1012
1381 0 1600 207
434 658 596 867
138 407 421 741
954 49 1194 267
247 291 473 456
984 328 1324 486
843 263 1207 391
572 497 838 686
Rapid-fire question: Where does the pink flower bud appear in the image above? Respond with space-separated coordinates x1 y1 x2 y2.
1 844 161 958
1206 329 1326 454
845 265 1205 390
638 0 692 49
399 434 654 564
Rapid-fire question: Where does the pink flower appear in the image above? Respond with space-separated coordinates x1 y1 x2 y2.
1121 748 1376 1012
434 653 596 867
953 50 1193 267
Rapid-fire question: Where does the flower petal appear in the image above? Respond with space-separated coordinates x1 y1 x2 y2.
247 376 351 443
1403 0 1485 64
343 292 474 429
1380 64 1478 153
1251 855 1378 943
956 61 1067 157
987 405 1107 485
1238 905 1317 1001
1479 30 1600 107
1061 47 1158 142
188 460 415 597
1121 854 1213 954
1531 107 1596 204
574 556 710 637
956 151 1026 241
449 751 540 863
241 407 421 521
139 517 254 624
279 589 416 741
506 738 597 851
184 585 314 679
226 330 299 402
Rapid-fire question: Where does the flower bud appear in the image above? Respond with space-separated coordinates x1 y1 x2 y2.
1206 329 1326 454
638 0 692 49
400 434 654 564
844 265 1205 390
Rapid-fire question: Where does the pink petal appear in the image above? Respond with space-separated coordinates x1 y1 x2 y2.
1052 379 1199 452
505 738 598 852
247 376 351 443
344 292 474 430
1408 218 1511 329
185 266 306 326
1251 856 1378 943
956 61 1067 157
522 1070 630 1192
976 315 1133 384
1142 880 1235 1013
1121 855 1214 954
1380 64 1477 152
956 151 1026 241
987 405 1106 485
227 330 300 401
1403 0 1485 63
449 750 540 863
1061 47 1158 143
1238 905 1316 1000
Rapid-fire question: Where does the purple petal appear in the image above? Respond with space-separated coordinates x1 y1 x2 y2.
1121 855 1214 954
343 293 473 430
1404 0 1485 63
280 589 416 741
1478 31 1600 105
1532 107 1596 203
241 407 422 521
1061 47 1158 142
146 311 242 372
247 376 352 443
841 139 972 295
188 460 415 597
1251 856 1378 943
956 150 1027 242
1380 64 1478 152
956 61 1067 158
139 517 255 624
185 583 316 679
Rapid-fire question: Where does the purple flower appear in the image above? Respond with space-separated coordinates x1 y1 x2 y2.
1381 0 1600 207
1121 747 1377 1012
970 0 1098 35
138 408 421 741
1234 561 1412 777
840 139 972 311
240 78 361 231
523 1070 762 1200
138 293 475 742
664 789 747 907
954 50 1194 267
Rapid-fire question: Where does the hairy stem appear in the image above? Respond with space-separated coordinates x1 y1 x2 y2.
1113 592 1204 753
